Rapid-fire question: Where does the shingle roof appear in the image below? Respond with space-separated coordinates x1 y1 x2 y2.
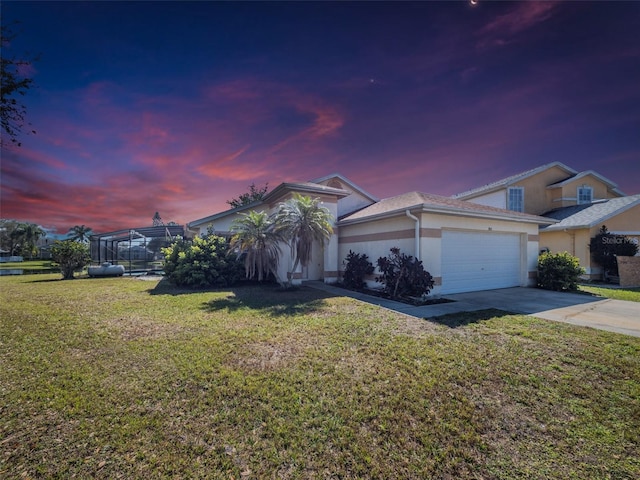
453 162 577 199
542 195 640 231
340 191 555 225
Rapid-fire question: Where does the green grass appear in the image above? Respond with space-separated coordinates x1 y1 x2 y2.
0 260 55 270
1 275 639 479
579 284 640 302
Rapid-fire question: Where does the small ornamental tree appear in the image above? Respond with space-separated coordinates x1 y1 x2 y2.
162 234 244 287
589 225 638 277
50 240 91 280
376 247 434 299
537 251 585 291
342 250 374 290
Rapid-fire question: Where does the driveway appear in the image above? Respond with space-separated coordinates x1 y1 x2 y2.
442 287 640 337
306 282 640 338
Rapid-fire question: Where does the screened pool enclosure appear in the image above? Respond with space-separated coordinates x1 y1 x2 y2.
89 225 184 274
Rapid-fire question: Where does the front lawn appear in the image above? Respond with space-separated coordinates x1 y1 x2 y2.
1 275 639 478
579 284 640 302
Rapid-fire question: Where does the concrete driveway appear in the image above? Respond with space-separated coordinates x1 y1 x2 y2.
306 282 640 338
441 287 640 337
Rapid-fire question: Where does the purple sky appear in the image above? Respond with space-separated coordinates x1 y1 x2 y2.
2 1 639 234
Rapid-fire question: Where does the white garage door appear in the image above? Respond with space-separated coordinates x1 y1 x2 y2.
441 230 522 294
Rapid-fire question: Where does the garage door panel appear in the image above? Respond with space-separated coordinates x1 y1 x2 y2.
442 231 521 294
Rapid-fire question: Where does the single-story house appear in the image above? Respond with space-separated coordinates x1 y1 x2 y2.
188 173 555 295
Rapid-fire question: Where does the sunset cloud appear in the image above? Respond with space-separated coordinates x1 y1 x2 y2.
1 1 638 235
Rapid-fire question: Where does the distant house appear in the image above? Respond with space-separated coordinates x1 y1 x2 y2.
454 162 640 279
188 173 554 294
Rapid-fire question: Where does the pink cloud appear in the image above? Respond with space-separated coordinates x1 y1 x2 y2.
477 1 560 49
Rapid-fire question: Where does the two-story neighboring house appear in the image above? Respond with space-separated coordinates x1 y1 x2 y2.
454 162 640 279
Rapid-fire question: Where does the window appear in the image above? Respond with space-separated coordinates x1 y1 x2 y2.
508 187 524 212
577 186 593 205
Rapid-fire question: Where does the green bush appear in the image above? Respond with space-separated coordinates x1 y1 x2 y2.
162 235 244 287
589 225 638 277
537 251 585 291
50 240 91 280
342 250 374 290
376 247 434 299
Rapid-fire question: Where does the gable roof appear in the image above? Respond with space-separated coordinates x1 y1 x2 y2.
188 180 352 229
188 200 263 229
310 173 379 203
542 194 640 231
340 191 556 225
453 161 577 199
546 170 626 195
262 181 351 204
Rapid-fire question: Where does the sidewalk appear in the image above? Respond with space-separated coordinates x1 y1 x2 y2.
304 281 489 318
305 281 640 337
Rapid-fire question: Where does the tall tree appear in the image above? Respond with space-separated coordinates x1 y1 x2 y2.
19 222 45 259
273 193 334 286
1 23 38 147
226 183 269 209
230 210 283 282
0 220 44 257
67 225 93 243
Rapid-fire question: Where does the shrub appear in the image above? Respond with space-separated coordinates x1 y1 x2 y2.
50 240 91 280
376 247 434 299
342 250 374 290
162 234 244 287
537 251 585 291
589 225 638 277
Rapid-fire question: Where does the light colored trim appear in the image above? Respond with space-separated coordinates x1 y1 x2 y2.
339 203 554 226
310 173 379 202
339 229 415 244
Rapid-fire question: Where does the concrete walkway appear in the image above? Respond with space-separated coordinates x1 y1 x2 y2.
305 282 640 338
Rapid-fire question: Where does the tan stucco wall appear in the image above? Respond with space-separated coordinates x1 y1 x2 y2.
511 165 570 214
540 206 640 279
339 213 540 294
548 174 620 209
595 205 640 236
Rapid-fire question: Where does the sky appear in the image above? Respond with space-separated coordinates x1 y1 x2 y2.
1 0 639 235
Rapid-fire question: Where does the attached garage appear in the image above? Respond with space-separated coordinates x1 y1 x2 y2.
441 230 523 294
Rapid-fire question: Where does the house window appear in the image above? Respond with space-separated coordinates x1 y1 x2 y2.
577 186 593 205
507 187 524 212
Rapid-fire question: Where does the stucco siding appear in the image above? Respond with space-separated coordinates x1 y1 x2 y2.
467 190 506 209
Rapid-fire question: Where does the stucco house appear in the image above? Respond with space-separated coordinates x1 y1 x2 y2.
453 162 640 279
188 173 554 295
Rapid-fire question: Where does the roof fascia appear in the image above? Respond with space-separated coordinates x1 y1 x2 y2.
339 203 556 226
455 161 577 199
310 173 379 202
263 182 350 204
187 201 264 228
543 197 640 231
545 170 625 195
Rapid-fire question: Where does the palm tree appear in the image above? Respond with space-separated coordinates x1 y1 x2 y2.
10 222 45 258
273 193 334 286
67 225 93 243
230 210 283 283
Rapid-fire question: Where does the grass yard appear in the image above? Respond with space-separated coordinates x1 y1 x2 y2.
579 284 640 302
0 260 56 271
1 275 639 479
